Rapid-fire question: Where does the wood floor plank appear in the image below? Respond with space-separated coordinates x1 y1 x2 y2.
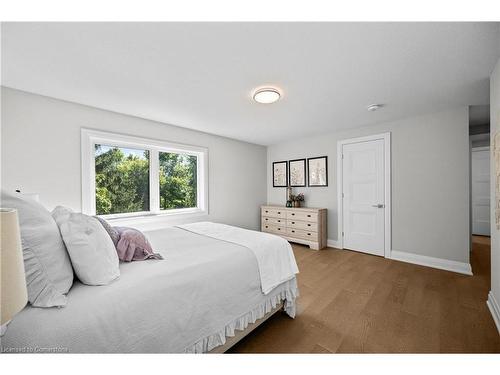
310 344 332 353
230 236 500 353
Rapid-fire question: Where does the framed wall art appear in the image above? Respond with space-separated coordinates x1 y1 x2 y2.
272 161 288 187
307 156 328 187
289 158 306 187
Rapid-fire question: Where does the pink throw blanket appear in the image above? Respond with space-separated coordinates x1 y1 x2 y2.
114 227 163 262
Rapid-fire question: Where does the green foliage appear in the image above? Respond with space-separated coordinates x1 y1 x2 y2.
96 187 112 214
159 152 197 210
95 145 150 215
94 145 197 215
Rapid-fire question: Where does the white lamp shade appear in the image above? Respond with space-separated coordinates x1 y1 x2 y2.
1 208 28 325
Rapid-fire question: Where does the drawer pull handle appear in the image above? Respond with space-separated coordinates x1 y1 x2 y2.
292 222 295 224
307 233 311 236
278 212 281 214
265 226 268 228
291 213 295 216
278 220 281 222
265 210 268 213
278 228 281 231
307 214 311 217
292 230 295 233
307 224 311 226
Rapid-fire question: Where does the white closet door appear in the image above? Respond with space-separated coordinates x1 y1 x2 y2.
471 148 490 236
342 139 385 256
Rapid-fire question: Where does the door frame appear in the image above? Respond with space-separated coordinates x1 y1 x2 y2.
337 132 392 258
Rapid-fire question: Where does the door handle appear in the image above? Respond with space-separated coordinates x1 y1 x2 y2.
372 204 385 208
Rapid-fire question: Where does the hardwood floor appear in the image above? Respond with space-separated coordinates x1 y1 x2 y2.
230 236 500 353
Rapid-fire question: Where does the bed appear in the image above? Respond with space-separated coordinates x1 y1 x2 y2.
1 223 299 353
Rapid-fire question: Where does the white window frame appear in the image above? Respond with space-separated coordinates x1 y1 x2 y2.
81 128 209 220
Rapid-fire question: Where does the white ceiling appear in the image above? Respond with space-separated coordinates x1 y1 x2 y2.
2 22 500 145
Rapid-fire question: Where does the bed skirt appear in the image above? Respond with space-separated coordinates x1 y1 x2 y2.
185 280 299 353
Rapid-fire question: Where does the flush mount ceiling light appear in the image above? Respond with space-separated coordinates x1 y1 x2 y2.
253 87 281 104
367 104 384 112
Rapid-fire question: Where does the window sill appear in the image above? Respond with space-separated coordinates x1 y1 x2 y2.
105 209 208 231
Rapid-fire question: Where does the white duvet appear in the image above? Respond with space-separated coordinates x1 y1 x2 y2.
1 226 299 353
177 222 299 294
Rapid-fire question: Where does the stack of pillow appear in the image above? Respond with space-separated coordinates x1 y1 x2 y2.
1 190 161 309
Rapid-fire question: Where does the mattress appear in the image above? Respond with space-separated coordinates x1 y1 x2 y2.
1 227 298 353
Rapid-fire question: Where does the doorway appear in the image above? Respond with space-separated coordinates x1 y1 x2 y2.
471 146 491 236
469 105 491 243
337 133 391 257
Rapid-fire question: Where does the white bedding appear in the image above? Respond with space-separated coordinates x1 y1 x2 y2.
1 226 298 353
177 222 299 294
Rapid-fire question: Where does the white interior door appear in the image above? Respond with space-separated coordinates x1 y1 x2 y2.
471 148 490 236
342 139 385 256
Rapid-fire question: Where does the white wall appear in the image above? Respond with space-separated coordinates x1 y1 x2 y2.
1 87 267 231
267 107 470 263
0 87 473 266
489 57 500 330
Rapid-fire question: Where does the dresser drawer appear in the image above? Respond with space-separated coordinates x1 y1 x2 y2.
261 207 286 218
286 227 318 241
262 223 286 235
262 216 285 226
287 219 318 232
286 210 318 222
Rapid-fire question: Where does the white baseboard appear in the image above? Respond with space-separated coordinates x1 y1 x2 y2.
390 250 472 275
327 239 341 249
324 242 472 276
487 291 500 335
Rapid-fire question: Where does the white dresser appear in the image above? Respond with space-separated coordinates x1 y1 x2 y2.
261 205 327 250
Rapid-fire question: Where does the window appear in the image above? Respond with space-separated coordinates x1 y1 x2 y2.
82 129 208 219
159 152 197 211
95 145 150 215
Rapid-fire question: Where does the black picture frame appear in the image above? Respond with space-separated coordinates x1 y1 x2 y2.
272 161 288 187
307 156 328 187
288 158 306 187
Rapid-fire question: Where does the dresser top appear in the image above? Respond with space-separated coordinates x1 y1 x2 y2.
261 205 326 212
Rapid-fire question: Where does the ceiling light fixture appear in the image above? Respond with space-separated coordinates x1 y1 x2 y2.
367 104 383 112
253 87 281 104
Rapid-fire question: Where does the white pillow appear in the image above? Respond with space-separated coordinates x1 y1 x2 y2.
52 206 120 286
1 190 73 307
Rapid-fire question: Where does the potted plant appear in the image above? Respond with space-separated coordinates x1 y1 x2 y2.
291 193 305 208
